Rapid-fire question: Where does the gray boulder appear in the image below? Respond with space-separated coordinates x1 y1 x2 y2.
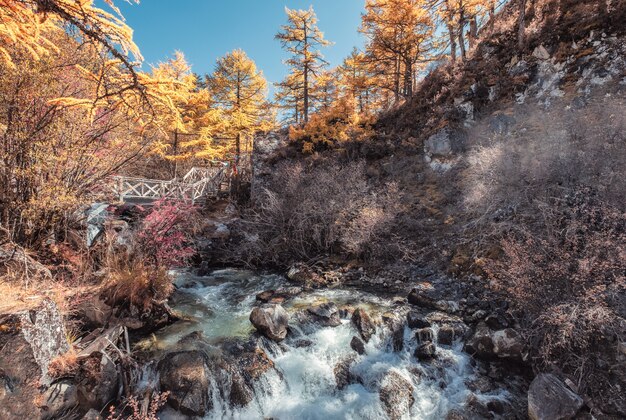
492 328 525 361
249 304 289 342
424 128 467 158
528 373 583 420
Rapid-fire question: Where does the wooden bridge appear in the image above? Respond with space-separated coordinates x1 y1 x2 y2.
112 164 230 204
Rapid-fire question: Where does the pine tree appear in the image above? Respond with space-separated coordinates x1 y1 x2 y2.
275 6 330 123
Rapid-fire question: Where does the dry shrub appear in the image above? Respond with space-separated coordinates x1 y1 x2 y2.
485 189 625 397
103 257 173 312
48 349 79 379
464 95 626 237
239 160 401 267
106 391 170 420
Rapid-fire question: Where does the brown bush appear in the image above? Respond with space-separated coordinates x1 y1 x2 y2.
237 160 402 267
103 256 173 312
485 190 625 398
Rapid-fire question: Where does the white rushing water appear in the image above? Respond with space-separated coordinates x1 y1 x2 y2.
151 269 510 420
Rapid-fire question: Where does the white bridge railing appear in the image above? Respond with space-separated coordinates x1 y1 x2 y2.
112 164 229 204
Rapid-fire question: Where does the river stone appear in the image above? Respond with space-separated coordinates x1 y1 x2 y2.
227 369 254 408
350 336 366 355
158 351 211 416
437 325 456 345
407 311 431 329
351 308 375 342
528 373 583 420
379 371 415 419
249 304 289 342
334 356 356 389
416 328 434 343
307 302 341 327
415 341 437 360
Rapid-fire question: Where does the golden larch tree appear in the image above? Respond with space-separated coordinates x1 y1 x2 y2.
275 6 330 123
208 49 272 166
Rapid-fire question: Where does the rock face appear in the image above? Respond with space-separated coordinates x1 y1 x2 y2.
158 351 211 416
251 131 287 202
528 374 584 420
307 302 341 327
379 371 415 419
0 299 71 419
249 304 289 342
351 308 375 342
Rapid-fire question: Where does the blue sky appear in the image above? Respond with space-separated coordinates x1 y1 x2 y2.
115 1 366 88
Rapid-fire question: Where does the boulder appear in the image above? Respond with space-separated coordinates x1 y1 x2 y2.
249 304 289 342
350 336 366 355
415 341 437 360
41 382 78 419
407 289 438 310
227 369 254 408
437 325 456 346
334 356 356 390
528 373 583 420
307 302 341 327
464 323 495 359
379 371 415 419
416 328 434 343
382 311 405 352
158 351 211 416
492 329 524 361
351 308 375 342
76 353 119 411
407 312 431 329
424 128 466 158
82 409 103 420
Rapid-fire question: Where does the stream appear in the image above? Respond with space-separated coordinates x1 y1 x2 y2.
138 269 519 419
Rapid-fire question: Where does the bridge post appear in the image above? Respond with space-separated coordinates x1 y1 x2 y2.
117 177 124 202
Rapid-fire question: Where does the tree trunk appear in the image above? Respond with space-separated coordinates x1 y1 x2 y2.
448 23 457 62
394 55 401 102
173 129 178 178
404 59 413 98
303 64 309 123
235 133 241 166
518 0 527 50
469 16 478 49
458 4 467 61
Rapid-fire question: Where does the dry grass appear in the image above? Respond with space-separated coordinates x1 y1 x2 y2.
48 348 80 379
102 257 173 312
